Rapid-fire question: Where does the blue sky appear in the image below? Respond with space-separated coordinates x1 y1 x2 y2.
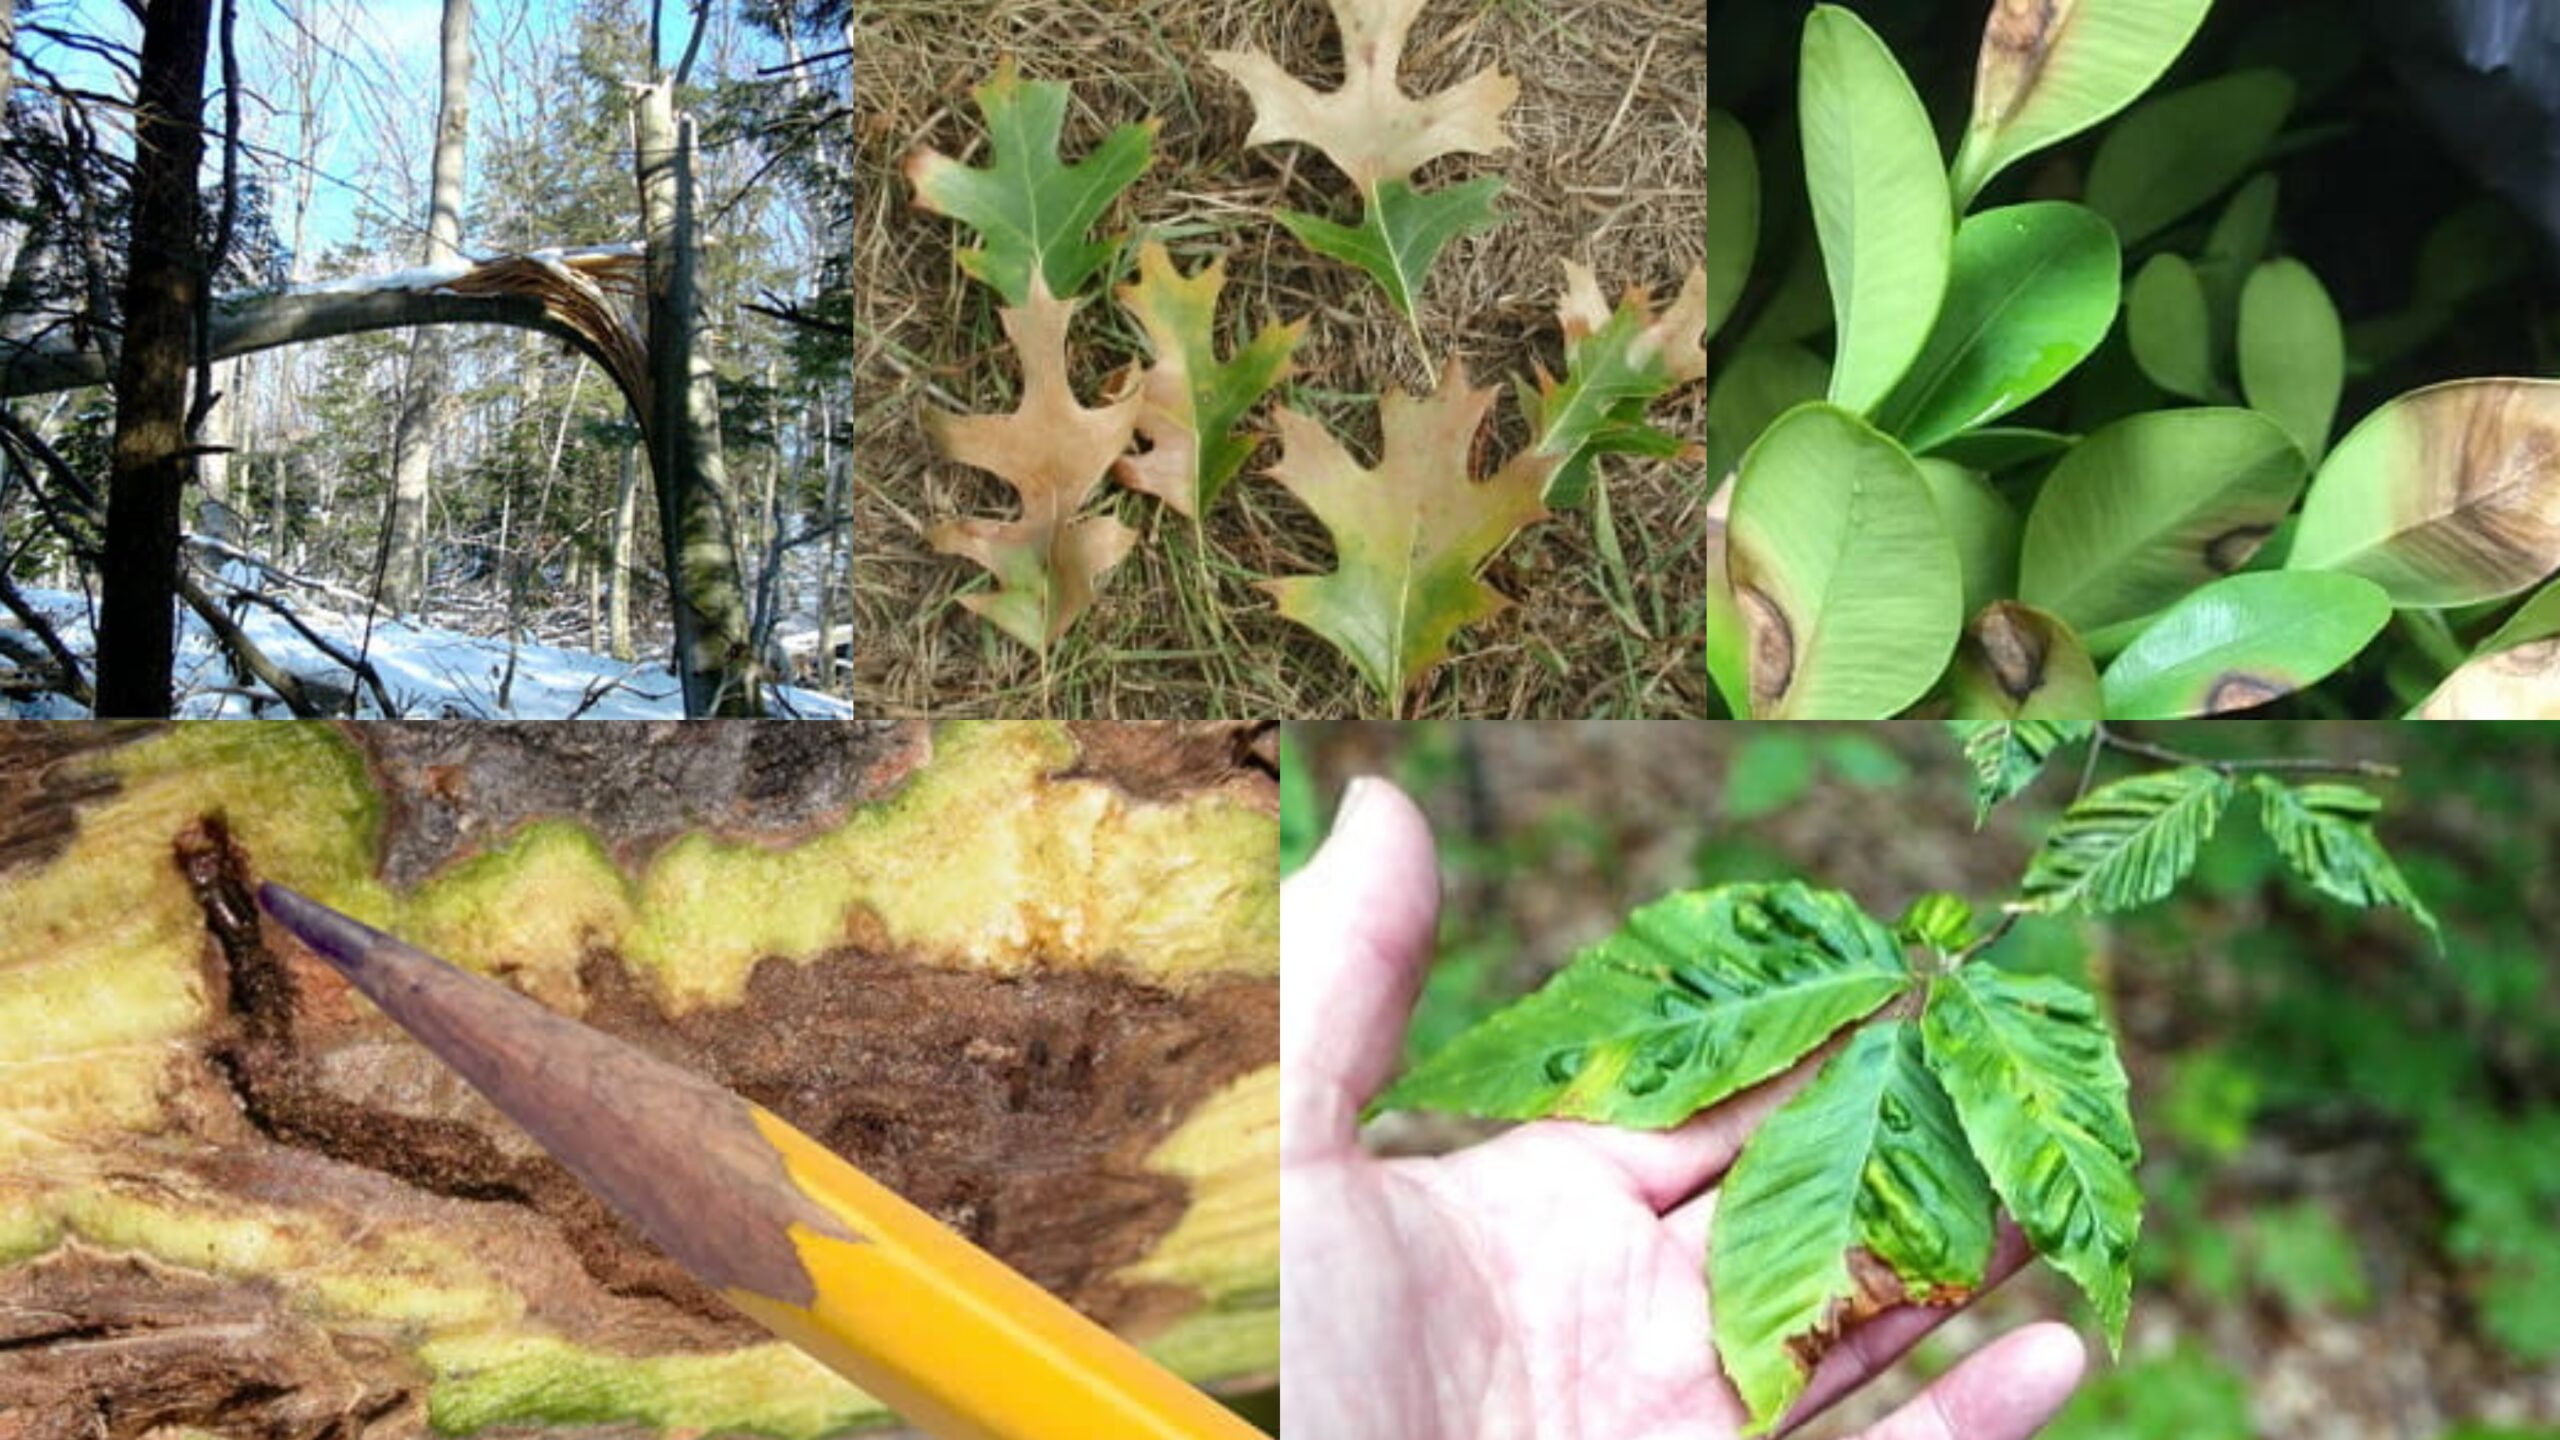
19 0 781 264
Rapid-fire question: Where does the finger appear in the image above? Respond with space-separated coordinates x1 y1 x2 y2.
1280 777 1440 1163
1773 1224 2034 1436
1848 1322 2085 1440
1473 1044 1830 1211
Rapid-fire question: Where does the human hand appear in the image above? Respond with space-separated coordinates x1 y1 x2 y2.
1280 778 2088 1440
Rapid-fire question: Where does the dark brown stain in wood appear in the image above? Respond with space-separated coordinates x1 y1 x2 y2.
0 722 152 878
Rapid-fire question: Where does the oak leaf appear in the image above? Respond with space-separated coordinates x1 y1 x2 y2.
1114 242 1306 518
924 279 1142 652
1207 0 1517 191
1211 0 1517 319
1259 361 1553 708
904 58 1156 306
1531 261 1710 507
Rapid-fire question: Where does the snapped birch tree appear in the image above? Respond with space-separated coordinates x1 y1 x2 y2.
378 0 474 615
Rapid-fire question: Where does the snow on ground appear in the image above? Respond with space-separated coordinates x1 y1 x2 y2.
2 587 854 720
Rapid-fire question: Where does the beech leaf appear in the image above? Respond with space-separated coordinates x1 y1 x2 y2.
923 280 1142 652
1207 0 1517 193
1712 1021 1997 1433
903 59 1156 307
1378 883 1913 1127
1951 719 2093 827
1259 362 1551 708
1531 262 1710 508
1113 241 1306 518
1923 964 2142 1350
2251 778 2440 943
2019 766 2232 916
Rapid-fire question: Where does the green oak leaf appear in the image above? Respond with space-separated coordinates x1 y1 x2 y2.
1950 720 2093 828
1711 1021 1997 1433
2250 777 2440 944
1114 241 1306 518
1277 176 1506 322
1922 965 2143 1351
2020 766 2232 916
1377 883 1911 1128
903 58 1156 306
1532 266 1709 508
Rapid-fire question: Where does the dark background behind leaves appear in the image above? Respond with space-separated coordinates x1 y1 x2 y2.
1284 721 2560 1439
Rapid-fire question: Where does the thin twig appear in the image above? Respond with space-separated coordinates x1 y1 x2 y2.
2099 727 2399 779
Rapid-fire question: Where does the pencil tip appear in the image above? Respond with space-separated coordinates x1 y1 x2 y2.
257 883 378 976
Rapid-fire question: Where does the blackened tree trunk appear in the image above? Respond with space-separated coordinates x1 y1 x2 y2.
379 0 473 616
95 0 212 717
635 81 761 716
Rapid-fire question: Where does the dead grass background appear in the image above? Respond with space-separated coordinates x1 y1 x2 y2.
851 0 1709 717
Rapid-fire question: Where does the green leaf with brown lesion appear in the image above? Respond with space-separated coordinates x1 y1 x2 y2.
1376 882 1912 1128
1710 1020 1997 1433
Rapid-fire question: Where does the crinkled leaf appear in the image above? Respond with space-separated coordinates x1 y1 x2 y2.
1896 893 1980 953
2238 258 2345 463
2083 70 2295 247
1877 202 2122 456
1726 403 1964 719
2288 379 2560 607
903 59 1155 306
1113 241 1305 518
2251 777 2439 943
1276 177 1506 321
923 281 1141 652
1950 0 2215 208
1801 5 1953 416
2019 766 2230 915
2018 407 2307 646
1708 109 1760 341
1377 883 1911 1128
2098 570 2391 718
1533 263 1709 508
1259 361 1550 709
1208 0 1516 192
1923 964 2142 1350
1711 1021 1996 1433
1950 604 2104 724
1951 718 2094 827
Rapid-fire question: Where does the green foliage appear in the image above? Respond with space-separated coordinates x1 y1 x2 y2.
2098 571 2394 718
2082 70 2295 247
2042 1345 2253 1440
1923 963 2143 1347
2244 1201 2370 1315
904 60 1155 306
1709 1022 1994 1431
1953 720 2092 827
1275 179 1507 325
1724 731 1916 823
1378 883 1911 1128
1278 732 1318 877
2250 778 2439 942
1800 5 1951 415
2021 767 2232 916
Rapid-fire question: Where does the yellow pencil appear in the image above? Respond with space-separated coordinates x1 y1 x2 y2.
257 883 1265 1440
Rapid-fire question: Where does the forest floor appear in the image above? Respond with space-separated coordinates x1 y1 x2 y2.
0 586 855 720
1291 722 2560 1440
850 0 1708 719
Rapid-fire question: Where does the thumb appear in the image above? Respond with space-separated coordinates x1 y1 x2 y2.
1280 776 1439 1162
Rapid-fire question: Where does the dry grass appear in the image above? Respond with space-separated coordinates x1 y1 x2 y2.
850 0 1708 717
